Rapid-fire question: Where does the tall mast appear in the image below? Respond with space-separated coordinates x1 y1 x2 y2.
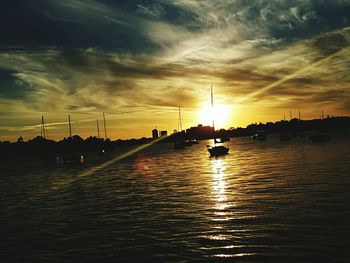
211 85 216 143
68 114 72 138
290 110 292 120
298 110 301 120
97 119 100 138
178 106 183 132
40 117 43 137
103 112 107 140
41 115 46 139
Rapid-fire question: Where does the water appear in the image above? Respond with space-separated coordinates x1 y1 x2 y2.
1 132 350 262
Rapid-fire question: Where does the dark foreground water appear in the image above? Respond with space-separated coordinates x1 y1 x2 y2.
1 132 350 262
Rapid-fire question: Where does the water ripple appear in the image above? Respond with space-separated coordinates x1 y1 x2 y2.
1 133 350 262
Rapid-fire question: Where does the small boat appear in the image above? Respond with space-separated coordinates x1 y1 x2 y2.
310 134 331 143
64 154 84 164
97 149 106 156
207 145 229 156
252 131 267 141
207 85 229 157
190 139 199 144
184 139 199 146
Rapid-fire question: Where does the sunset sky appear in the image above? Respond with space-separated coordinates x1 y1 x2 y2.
1 0 350 141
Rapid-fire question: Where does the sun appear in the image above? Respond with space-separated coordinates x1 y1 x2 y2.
198 104 231 129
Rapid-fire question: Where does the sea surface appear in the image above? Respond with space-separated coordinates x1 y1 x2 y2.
1 132 350 262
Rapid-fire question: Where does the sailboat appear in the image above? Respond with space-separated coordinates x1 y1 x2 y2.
39 115 59 163
63 114 84 164
41 115 46 139
173 106 186 150
96 118 106 156
102 112 114 152
207 85 229 157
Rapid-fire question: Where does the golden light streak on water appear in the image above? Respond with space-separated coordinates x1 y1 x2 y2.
211 159 228 209
49 135 168 191
209 158 234 242
77 137 167 178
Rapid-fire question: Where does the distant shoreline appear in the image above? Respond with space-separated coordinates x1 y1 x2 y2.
1 116 349 160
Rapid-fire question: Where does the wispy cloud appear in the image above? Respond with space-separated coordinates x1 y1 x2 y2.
0 0 350 140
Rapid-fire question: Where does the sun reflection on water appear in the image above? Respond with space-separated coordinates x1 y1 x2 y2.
211 159 230 212
207 158 248 258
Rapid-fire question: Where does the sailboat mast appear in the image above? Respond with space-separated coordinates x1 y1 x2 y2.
211 85 216 142
103 112 107 140
41 115 46 139
178 106 183 131
68 114 72 138
40 117 43 138
97 119 100 138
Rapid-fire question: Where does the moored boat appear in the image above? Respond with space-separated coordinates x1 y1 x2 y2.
206 85 229 157
252 131 267 141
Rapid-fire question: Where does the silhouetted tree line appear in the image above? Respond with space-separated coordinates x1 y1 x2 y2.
166 116 350 141
225 116 350 138
0 135 113 159
1 116 349 159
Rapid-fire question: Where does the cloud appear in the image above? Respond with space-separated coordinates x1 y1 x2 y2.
0 69 34 99
1 1 350 139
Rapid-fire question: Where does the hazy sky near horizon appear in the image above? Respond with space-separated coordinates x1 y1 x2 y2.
1 0 350 141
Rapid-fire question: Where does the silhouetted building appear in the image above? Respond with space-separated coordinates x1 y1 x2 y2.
152 128 159 139
160 130 167 137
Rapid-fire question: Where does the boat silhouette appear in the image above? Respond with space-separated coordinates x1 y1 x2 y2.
252 130 267 141
185 139 199 146
206 85 229 157
62 115 85 164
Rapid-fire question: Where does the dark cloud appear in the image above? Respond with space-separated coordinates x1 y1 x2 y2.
1 0 350 140
1 0 350 52
199 0 350 44
0 68 33 99
311 31 350 56
0 0 158 53
99 0 201 29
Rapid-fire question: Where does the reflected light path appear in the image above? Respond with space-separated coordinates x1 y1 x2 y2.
211 159 229 212
208 159 233 242
201 158 257 261
206 158 258 259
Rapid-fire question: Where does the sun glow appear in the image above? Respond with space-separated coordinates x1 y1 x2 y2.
198 104 231 129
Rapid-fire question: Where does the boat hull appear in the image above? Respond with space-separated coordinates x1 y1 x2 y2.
207 145 229 156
